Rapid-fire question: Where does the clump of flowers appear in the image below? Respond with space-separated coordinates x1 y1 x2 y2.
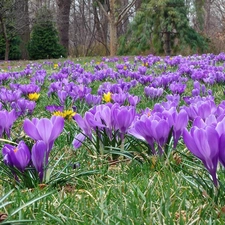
1 116 65 185
73 103 136 159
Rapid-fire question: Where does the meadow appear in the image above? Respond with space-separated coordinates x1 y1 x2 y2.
1 53 225 224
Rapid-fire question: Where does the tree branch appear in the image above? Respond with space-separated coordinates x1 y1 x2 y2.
116 0 137 25
95 0 110 21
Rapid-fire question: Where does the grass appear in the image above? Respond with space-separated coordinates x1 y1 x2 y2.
1 55 225 224
2 157 225 224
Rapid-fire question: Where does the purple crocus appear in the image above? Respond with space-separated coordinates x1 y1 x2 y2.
113 106 136 134
171 109 189 148
31 140 47 182
112 93 127 105
23 116 64 151
144 87 163 99
128 95 140 106
2 141 30 172
72 133 86 150
183 126 219 186
129 114 171 155
216 117 225 168
0 109 17 138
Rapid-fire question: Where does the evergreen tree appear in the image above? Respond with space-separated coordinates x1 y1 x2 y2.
0 34 21 60
28 7 66 60
118 0 208 55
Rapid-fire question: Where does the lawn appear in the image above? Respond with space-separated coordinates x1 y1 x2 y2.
1 54 225 224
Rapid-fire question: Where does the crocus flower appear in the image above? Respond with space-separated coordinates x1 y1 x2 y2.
2 141 30 172
144 87 163 99
112 93 127 105
31 140 47 182
183 126 219 186
11 99 36 117
129 114 171 155
85 93 101 106
102 92 112 103
113 106 136 134
28 92 40 101
0 109 17 138
72 133 86 150
57 90 67 105
128 95 140 106
215 117 225 168
171 109 189 148
23 116 64 151
45 105 64 113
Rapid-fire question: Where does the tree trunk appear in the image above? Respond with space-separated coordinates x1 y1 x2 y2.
109 0 117 56
163 31 171 56
0 15 9 60
109 20 117 56
15 0 30 59
56 0 71 55
135 0 142 10
93 2 109 55
203 0 212 36
97 0 136 56
117 0 129 37
5 39 10 60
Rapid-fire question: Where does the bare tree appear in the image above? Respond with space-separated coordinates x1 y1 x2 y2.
93 0 110 55
56 0 71 54
15 0 30 59
96 0 137 56
0 0 13 60
0 0 30 60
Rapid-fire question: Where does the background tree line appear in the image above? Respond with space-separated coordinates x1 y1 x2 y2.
0 0 225 60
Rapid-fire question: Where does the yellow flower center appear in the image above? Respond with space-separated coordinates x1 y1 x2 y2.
14 148 18 153
28 92 40 101
102 92 112 103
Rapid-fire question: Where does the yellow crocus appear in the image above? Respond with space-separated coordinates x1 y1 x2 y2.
52 111 64 117
63 110 76 120
53 110 76 120
28 92 40 101
53 64 58 69
102 92 112 103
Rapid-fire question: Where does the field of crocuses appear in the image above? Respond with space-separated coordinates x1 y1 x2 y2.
1 53 225 224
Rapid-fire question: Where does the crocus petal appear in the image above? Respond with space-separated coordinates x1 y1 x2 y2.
72 133 86 149
23 119 41 140
155 120 170 146
74 114 87 131
183 128 203 159
219 133 225 168
49 116 64 142
100 106 112 128
36 118 52 144
31 141 47 182
175 110 188 130
14 141 30 171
